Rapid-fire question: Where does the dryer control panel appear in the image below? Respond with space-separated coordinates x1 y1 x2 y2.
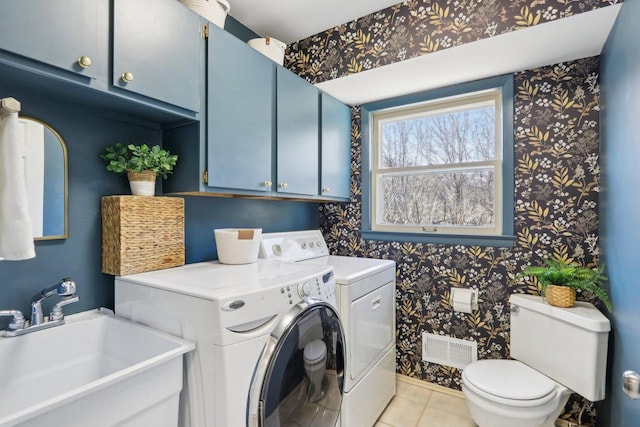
260 230 329 261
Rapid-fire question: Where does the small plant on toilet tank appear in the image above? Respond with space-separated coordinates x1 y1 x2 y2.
99 142 178 196
512 256 612 311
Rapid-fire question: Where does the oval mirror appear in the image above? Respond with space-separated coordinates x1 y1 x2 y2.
19 117 68 240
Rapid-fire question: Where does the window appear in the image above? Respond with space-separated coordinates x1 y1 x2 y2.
361 75 514 246
373 91 502 235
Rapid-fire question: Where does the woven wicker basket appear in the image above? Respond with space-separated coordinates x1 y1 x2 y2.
545 285 576 308
101 195 185 275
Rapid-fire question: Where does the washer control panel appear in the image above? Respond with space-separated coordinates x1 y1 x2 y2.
279 269 336 308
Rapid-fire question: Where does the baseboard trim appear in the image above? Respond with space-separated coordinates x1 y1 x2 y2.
395 374 465 399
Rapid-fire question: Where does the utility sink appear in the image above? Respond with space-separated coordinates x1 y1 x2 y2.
0 309 194 427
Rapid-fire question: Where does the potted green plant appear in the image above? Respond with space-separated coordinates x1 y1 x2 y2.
512 256 612 311
99 143 178 196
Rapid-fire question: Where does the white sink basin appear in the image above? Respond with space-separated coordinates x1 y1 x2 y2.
0 309 194 427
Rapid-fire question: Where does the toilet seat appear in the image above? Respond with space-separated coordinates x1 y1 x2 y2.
463 360 558 407
303 339 326 364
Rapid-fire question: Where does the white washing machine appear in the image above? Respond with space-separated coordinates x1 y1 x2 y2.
260 230 396 427
114 259 346 427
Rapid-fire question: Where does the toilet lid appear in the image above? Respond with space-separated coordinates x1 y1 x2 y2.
463 360 557 401
303 339 326 363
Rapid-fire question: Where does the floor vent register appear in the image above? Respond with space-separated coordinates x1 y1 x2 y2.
421 332 478 369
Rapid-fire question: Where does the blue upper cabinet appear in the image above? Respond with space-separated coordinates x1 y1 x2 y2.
0 0 108 80
321 93 352 200
276 68 319 196
113 0 202 112
206 25 274 192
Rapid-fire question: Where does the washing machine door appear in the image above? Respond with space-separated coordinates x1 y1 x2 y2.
248 298 345 427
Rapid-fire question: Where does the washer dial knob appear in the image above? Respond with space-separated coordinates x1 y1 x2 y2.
298 282 311 297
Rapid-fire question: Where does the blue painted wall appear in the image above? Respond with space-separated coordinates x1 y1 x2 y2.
181 19 320 263
0 92 319 330
225 15 260 42
0 88 160 328
181 18 320 262
600 0 640 425
184 197 318 263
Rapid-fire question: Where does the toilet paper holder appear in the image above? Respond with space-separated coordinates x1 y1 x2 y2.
449 288 479 313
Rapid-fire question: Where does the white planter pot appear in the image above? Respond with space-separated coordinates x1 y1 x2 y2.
127 171 156 196
247 37 287 65
178 0 230 28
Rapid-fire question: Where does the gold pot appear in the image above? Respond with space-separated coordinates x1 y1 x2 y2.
545 284 576 308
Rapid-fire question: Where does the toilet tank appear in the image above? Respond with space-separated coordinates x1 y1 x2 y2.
509 294 610 402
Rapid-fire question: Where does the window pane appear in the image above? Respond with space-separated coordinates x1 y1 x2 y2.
379 169 495 227
380 104 496 168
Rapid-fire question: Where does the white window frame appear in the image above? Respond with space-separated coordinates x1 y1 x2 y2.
371 89 503 236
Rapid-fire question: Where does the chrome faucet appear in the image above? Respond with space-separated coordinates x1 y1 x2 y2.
31 278 77 325
1 278 79 337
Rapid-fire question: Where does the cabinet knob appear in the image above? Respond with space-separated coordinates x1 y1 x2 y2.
264 180 272 188
279 182 288 189
77 56 92 68
121 72 134 83
322 187 330 193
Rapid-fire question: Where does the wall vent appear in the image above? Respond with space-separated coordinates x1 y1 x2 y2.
421 332 477 369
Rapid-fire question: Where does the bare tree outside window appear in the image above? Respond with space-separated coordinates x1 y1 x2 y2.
372 91 502 235
380 170 495 226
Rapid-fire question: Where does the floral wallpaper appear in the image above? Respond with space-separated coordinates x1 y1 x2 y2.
286 0 615 423
285 0 620 85
319 56 602 424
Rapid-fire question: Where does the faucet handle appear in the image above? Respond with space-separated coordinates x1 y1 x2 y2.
31 278 78 326
34 278 77 303
49 296 80 322
0 310 26 330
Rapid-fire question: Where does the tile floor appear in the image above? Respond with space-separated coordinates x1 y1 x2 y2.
375 378 477 427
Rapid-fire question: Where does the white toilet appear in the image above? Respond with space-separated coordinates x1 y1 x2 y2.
303 339 327 402
462 294 611 427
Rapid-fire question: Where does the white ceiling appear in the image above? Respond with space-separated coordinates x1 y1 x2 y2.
226 1 622 106
228 0 401 44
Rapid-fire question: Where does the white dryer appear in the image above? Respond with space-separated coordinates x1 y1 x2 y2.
260 230 396 427
114 260 345 427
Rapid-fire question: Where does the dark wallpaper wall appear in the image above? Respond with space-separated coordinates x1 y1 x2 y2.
319 57 602 423
285 2 615 423
285 0 621 85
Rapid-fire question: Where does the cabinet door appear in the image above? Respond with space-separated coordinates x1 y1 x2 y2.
276 68 319 196
0 0 107 79
113 0 201 112
321 93 352 199
207 25 274 192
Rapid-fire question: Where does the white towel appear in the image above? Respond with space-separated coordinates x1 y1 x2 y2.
0 111 35 260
